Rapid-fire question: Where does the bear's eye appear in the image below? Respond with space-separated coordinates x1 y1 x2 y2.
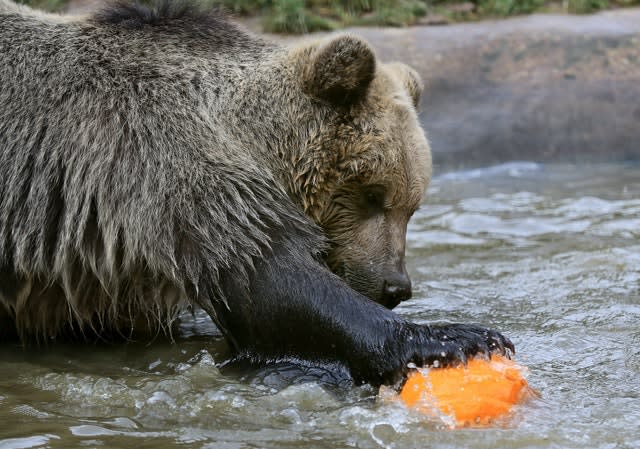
362 186 386 212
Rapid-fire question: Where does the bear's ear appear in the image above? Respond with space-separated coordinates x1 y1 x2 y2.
300 35 376 106
386 63 423 109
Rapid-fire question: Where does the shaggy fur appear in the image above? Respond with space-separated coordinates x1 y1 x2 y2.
0 0 310 340
0 0 513 384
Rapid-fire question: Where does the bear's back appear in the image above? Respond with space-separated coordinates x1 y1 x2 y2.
0 0 276 165
0 0 270 84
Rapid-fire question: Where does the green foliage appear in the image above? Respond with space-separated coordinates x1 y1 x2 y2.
347 0 427 26
224 0 427 31
209 0 270 14
262 0 336 33
566 0 609 13
209 0 427 32
478 0 544 16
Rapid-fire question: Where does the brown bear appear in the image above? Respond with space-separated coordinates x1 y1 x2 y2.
0 0 513 386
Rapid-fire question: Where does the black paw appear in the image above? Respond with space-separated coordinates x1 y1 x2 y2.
411 323 515 369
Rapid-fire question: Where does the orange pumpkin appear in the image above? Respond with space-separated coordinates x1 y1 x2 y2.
399 355 533 427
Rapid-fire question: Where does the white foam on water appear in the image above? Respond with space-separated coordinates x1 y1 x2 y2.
0 435 60 449
436 162 543 182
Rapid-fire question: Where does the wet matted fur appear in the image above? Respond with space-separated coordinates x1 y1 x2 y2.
0 0 513 385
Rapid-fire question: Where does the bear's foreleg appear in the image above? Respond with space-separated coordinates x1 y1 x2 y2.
211 233 514 386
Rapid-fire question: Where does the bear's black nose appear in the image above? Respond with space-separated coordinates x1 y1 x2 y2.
381 273 412 309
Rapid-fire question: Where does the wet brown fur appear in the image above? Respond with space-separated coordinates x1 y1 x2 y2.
0 0 431 342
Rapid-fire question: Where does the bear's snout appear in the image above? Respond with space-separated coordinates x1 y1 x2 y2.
381 271 412 309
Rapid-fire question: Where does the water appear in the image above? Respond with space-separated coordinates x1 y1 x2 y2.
1 162 638 449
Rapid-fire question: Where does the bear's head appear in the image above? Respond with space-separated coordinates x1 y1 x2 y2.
286 35 431 309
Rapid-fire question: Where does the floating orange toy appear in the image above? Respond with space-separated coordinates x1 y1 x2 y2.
399 355 534 427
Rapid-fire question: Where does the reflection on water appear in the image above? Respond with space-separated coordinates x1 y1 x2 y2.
1 163 639 449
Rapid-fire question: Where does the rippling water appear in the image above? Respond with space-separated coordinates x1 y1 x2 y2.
1 163 639 449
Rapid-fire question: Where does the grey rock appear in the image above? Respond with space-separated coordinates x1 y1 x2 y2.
352 10 640 169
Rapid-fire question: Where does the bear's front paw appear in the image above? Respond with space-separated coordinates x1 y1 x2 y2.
412 323 515 368
439 323 514 357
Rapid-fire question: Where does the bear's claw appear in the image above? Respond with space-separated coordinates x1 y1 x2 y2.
413 323 515 369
